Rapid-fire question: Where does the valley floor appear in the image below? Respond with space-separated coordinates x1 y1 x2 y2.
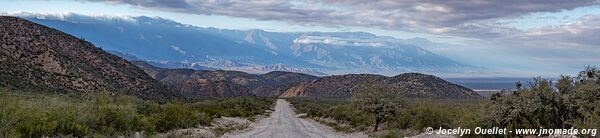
223 99 366 138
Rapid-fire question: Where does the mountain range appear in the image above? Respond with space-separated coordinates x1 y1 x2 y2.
132 61 318 99
12 13 483 76
133 61 480 99
0 15 481 100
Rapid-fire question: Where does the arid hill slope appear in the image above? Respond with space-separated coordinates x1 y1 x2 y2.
133 61 318 99
0 16 175 101
281 73 481 98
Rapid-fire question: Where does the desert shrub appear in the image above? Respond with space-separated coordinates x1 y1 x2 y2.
388 100 486 133
197 112 213 126
89 103 141 134
86 91 147 135
15 108 57 137
570 68 600 129
577 102 600 128
290 98 486 135
189 97 274 118
51 106 90 136
291 101 330 117
398 103 452 130
448 102 486 130
489 66 600 136
15 108 88 137
327 105 373 127
7 95 90 137
155 102 200 132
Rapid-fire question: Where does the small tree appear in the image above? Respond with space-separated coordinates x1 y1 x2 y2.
352 83 405 132
557 75 575 94
578 65 600 83
515 81 523 90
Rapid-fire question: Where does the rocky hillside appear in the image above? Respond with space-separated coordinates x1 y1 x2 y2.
135 61 479 99
0 16 175 101
280 74 386 97
281 73 481 99
133 61 318 98
386 73 480 98
177 79 252 99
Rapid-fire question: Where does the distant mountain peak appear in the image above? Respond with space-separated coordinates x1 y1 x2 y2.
11 13 484 76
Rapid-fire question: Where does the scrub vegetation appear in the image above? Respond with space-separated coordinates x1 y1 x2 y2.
0 88 274 137
289 97 485 137
290 67 600 137
489 66 600 136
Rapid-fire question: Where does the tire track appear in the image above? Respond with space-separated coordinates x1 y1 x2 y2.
223 99 366 138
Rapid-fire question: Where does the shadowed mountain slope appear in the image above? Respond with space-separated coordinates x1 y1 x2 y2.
0 16 175 101
133 61 318 98
133 61 479 99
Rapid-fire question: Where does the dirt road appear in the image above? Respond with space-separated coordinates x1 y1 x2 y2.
223 99 366 138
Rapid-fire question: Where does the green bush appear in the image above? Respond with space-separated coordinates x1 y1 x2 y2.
577 102 600 128
84 91 146 135
400 103 452 130
6 95 90 137
16 109 57 137
52 107 90 137
0 87 275 137
385 99 486 134
155 102 200 132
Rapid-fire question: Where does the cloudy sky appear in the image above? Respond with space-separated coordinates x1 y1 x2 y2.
2 0 600 77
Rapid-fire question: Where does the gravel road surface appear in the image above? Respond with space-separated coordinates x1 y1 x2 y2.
223 99 366 138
